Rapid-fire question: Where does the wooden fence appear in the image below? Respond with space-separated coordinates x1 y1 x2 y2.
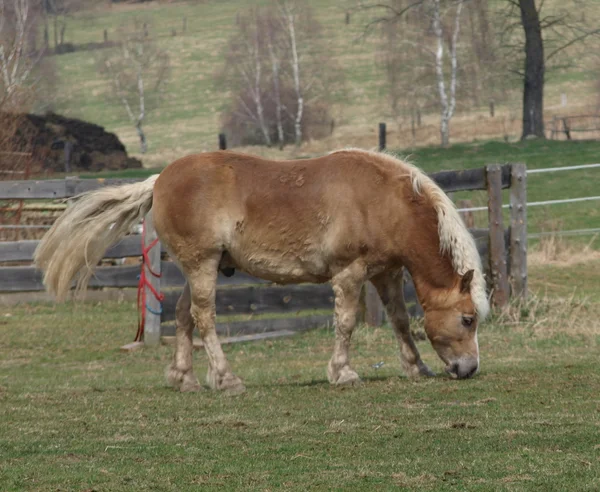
0 164 526 345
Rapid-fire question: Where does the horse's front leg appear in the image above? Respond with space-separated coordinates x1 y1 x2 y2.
371 270 435 378
327 264 365 386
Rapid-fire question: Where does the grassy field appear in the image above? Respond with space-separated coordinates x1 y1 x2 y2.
1 261 599 491
49 0 600 168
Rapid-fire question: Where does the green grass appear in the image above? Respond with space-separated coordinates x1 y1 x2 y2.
49 0 599 167
1 262 599 491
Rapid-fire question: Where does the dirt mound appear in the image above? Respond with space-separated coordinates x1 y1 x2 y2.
0 112 142 174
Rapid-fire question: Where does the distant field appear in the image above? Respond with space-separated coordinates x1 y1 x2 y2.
50 0 599 168
0 259 598 491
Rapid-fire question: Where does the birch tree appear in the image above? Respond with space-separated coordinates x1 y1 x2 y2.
0 0 45 109
219 1 340 148
99 21 169 154
432 0 464 147
364 0 498 146
279 1 304 146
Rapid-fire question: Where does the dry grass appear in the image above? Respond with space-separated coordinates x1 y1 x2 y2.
493 292 600 339
529 227 600 266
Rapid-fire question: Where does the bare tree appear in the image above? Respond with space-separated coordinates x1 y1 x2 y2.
0 0 46 109
266 14 285 149
99 21 169 154
280 1 304 146
219 1 341 148
363 0 468 146
498 0 600 140
432 0 464 147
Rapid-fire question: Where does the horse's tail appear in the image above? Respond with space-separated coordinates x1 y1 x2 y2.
34 174 160 300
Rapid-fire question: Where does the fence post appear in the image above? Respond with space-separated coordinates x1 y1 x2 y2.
143 212 161 346
486 164 509 308
378 122 386 151
365 282 385 327
509 163 527 299
219 133 227 150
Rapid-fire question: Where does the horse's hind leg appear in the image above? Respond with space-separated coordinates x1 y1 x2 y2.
186 255 245 394
327 263 365 386
371 270 435 378
166 282 202 392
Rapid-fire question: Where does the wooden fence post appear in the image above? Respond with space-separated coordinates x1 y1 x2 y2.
365 282 385 327
143 212 161 346
486 164 509 308
219 133 227 150
509 163 527 299
378 122 386 151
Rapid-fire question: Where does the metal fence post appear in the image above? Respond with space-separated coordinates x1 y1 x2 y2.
143 212 161 346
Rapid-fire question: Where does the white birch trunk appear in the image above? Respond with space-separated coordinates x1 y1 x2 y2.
432 0 464 147
0 0 42 107
284 4 303 147
267 31 284 149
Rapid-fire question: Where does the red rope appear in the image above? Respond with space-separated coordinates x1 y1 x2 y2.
135 220 164 342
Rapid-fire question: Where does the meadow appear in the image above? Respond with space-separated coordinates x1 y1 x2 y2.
50 0 600 167
0 261 599 491
2 2 598 489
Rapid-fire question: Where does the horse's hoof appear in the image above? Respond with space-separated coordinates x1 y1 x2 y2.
180 379 203 392
418 363 436 378
331 366 361 386
404 362 436 378
207 370 246 394
166 364 201 391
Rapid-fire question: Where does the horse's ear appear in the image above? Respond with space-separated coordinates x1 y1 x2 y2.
460 269 474 293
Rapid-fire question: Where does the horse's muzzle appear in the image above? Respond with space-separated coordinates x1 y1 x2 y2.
445 358 479 380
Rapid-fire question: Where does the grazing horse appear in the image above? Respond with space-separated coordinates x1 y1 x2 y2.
34 149 489 393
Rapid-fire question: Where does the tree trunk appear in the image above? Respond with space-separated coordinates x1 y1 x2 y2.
136 122 147 154
519 0 545 139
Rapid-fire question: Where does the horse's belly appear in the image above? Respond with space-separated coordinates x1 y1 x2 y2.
228 245 330 284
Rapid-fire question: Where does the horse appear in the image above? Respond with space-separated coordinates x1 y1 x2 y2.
34 148 489 393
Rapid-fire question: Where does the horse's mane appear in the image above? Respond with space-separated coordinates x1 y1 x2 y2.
331 148 490 319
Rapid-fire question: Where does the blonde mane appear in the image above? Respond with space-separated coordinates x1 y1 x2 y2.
332 148 490 319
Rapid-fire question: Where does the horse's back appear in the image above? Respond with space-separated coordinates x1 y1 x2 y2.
152 151 416 281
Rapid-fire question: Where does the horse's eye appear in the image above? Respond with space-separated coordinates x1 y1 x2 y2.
462 316 474 328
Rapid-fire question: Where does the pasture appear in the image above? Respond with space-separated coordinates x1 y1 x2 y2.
52 0 600 166
1 262 599 490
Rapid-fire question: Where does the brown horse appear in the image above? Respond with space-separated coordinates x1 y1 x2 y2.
34 149 489 393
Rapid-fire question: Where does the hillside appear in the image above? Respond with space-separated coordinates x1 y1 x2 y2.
50 0 600 167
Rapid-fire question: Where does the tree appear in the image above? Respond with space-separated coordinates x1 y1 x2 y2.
363 0 470 146
99 21 169 154
499 0 600 140
0 0 46 109
219 1 341 148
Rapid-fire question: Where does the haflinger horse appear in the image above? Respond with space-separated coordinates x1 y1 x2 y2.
34 148 489 393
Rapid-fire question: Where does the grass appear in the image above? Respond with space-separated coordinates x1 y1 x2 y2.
1 261 599 491
48 0 599 168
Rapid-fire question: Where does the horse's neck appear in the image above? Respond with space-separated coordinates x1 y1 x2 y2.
402 222 458 312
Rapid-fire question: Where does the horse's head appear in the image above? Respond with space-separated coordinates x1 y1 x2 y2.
423 270 480 379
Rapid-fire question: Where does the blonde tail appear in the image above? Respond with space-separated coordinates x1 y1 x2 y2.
34 174 160 300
